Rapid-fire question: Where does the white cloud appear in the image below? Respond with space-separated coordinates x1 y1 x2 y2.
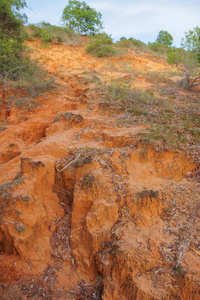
88 0 200 45
89 2 114 11
23 0 200 46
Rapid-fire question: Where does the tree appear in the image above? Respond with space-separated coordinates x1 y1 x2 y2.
181 26 200 62
0 0 27 79
0 0 27 33
167 27 200 91
156 30 173 46
62 0 103 35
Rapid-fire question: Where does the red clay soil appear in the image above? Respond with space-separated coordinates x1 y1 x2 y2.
0 39 200 299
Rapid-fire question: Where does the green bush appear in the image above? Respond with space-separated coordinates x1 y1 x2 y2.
28 22 77 44
167 50 184 65
166 27 200 91
128 38 148 49
0 9 55 97
167 48 200 91
17 57 55 96
0 32 24 78
148 42 169 53
0 0 27 79
117 37 148 51
101 79 156 109
85 34 118 57
147 42 175 58
29 23 53 42
0 49 55 98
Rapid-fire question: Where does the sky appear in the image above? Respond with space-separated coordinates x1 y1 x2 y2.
22 0 200 46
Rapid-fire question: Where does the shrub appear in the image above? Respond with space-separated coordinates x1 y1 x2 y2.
167 49 200 91
104 81 147 104
82 173 95 188
85 34 117 57
167 27 200 91
0 33 24 78
1 54 56 98
147 42 175 58
29 23 53 42
17 58 56 96
148 42 170 53
0 3 55 101
0 0 27 80
28 22 77 45
117 37 149 52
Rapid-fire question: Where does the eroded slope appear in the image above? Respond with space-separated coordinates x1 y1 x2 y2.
0 40 200 299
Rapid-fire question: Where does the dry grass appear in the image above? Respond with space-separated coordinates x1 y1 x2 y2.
95 74 200 149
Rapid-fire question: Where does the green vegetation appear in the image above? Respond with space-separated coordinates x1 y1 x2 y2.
0 0 55 99
1 1 199 147
0 0 27 81
147 42 172 54
156 30 173 46
167 49 199 90
144 31 174 58
111 33 175 58
181 26 200 57
54 112 74 123
62 0 103 35
137 190 159 199
173 265 185 276
82 173 95 188
29 22 77 44
101 80 152 106
167 27 200 90
95 74 200 147
85 33 117 57
53 112 83 124
116 37 149 52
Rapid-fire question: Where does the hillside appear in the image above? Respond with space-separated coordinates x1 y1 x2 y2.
0 38 200 299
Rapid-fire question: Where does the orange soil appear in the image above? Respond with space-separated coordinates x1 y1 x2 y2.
0 39 199 299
